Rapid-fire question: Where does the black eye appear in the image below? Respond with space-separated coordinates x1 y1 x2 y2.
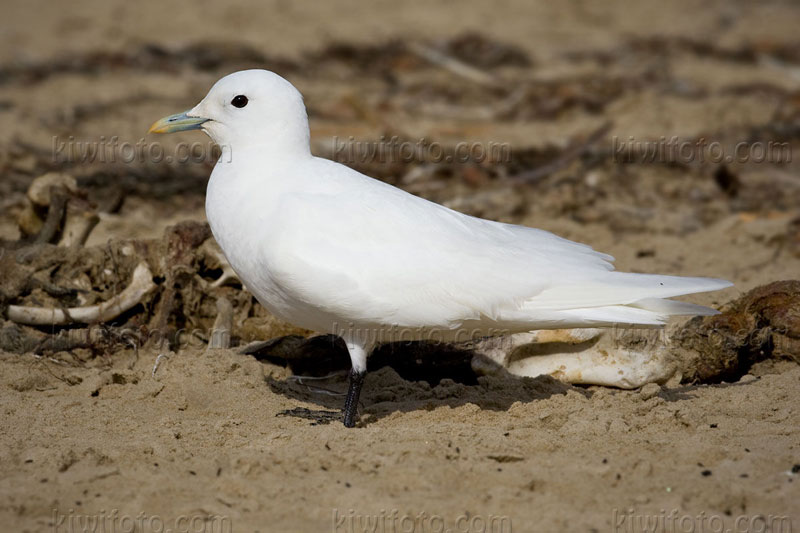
231 95 248 108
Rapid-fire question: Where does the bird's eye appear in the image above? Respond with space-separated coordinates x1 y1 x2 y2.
231 95 248 108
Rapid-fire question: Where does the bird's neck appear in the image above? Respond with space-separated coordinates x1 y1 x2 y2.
257 118 312 155
238 137 311 163
207 115 313 160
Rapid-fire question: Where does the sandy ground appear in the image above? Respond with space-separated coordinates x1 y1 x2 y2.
1 1 799 531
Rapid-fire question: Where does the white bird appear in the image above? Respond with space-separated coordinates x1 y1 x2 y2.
150 70 732 427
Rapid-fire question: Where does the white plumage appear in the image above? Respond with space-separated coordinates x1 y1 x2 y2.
151 69 732 426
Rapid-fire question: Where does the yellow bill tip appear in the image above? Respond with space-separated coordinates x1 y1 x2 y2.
148 111 208 134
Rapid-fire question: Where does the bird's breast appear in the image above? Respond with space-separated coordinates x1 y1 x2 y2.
205 165 340 333
205 169 288 310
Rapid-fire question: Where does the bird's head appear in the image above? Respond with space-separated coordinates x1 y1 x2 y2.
149 69 310 153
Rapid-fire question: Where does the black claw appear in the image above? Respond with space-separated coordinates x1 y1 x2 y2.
342 368 366 428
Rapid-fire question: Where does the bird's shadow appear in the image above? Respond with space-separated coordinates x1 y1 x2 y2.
252 335 578 426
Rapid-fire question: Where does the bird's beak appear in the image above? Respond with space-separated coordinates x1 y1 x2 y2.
148 110 209 134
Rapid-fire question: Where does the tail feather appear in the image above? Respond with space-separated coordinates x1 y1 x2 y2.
525 273 732 311
560 305 668 326
631 297 721 317
557 297 721 328
516 272 731 328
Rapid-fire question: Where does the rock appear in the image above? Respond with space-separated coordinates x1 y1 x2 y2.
639 383 661 400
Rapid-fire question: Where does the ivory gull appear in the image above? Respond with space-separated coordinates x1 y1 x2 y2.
150 70 731 427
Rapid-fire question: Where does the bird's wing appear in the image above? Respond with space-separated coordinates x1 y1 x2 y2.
264 172 615 329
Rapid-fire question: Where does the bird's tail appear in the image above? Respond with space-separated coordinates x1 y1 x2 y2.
524 273 732 327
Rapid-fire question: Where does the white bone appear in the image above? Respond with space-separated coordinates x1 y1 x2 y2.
472 328 677 388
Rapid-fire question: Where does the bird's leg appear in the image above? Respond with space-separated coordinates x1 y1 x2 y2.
343 368 366 428
342 341 368 428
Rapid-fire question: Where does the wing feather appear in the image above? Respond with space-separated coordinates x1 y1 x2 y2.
268 165 616 328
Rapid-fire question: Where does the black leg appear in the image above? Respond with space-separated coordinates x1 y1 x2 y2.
342 368 366 428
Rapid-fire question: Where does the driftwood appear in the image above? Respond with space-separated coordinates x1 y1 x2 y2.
407 42 501 88
17 173 99 247
7 262 156 326
60 201 100 247
509 121 612 183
